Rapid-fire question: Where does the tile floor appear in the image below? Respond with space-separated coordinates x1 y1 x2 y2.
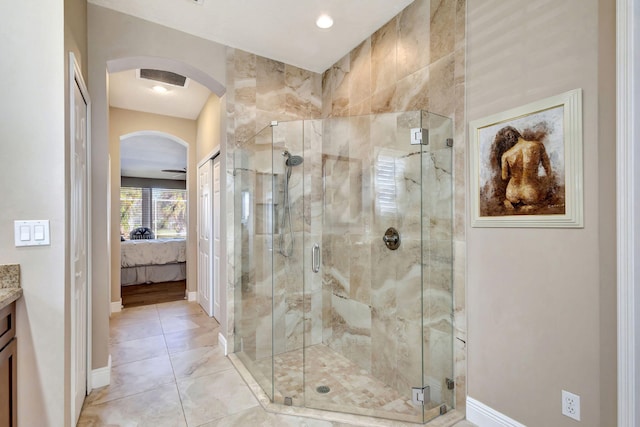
79 300 476 427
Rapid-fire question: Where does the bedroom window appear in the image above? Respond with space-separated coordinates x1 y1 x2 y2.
120 187 187 239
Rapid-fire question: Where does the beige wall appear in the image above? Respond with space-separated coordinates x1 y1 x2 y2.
0 0 85 425
88 3 227 368
195 93 228 330
196 93 223 160
465 1 616 426
109 108 198 300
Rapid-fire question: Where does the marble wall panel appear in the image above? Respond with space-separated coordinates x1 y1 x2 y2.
285 65 322 119
321 70 333 119
430 0 456 64
348 235 371 306
322 286 333 343
371 18 398 96
233 50 257 144
396 67 431 112
257 56 285 114
371 86 398 114
371 305 398 388
327 295 372 372
395 238 423 321
398 0 431 80
396 316 424 393
427 54 456 117
330 55 351 117
349 40 372 107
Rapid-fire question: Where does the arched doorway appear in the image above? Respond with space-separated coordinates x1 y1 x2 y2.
118 131 189 306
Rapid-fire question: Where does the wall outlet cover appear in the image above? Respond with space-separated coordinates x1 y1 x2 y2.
562 389 581 421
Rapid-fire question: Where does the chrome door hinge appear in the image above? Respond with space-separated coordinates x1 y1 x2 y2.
412 386 430 406
410 128 429 145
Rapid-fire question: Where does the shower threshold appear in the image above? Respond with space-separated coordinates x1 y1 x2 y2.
229 345 464 426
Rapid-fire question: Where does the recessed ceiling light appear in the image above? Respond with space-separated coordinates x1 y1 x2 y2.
152 85 168 94
316 14 333 29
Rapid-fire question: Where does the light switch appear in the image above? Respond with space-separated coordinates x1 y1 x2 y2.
34 225 45 241
20 225 30 241
14 220 50 247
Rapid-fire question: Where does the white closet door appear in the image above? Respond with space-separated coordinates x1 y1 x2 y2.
70 54 90 425
197 159 214 316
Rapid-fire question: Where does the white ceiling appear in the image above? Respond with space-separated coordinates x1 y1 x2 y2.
88 0 414 73
99 0 414 179
109 69 211 120
121 133 187 181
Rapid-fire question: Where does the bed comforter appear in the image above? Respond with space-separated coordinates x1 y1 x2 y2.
120 238 186 267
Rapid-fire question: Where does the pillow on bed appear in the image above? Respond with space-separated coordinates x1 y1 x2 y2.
129 227 155 240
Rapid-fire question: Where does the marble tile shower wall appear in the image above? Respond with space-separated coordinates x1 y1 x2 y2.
226 49 323 366
319 0 466 411
225 0 467 413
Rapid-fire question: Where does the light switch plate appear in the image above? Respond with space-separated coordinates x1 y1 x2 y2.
14 220 50 247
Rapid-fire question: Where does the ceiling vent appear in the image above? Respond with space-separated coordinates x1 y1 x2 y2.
138 69 188 88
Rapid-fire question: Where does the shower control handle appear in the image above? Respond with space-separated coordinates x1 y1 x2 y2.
312 244 320 273
383 227 401 250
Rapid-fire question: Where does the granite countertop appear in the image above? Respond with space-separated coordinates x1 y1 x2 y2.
0 264 22 310
0 288 22 310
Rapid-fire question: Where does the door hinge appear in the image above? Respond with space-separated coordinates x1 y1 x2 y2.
412 386 430 405
446 377 455 390
410 128 429 145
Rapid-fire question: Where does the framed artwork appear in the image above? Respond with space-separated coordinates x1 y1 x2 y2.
469 89 583 228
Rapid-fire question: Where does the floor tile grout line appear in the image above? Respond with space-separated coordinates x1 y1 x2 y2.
82 382 180 412
161 311 190 427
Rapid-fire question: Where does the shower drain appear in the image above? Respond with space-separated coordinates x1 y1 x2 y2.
316 385 331 394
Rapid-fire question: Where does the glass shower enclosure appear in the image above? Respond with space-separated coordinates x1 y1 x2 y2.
233 111 454 424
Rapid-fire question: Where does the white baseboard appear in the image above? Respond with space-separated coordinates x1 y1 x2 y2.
467 396 526 427
187 291 197 302
91 354 111 389
218 332 228 356
110 300 122 313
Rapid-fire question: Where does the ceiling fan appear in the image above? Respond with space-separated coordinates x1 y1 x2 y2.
161 167 186 174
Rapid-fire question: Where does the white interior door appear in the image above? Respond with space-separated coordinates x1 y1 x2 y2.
198 160 214 316
212 157 221 319
70 54 90 425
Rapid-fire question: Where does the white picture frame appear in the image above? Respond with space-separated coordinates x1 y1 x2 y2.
469 88 583 228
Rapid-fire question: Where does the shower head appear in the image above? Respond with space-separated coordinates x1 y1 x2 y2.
282 151 304 167
286 155 304 167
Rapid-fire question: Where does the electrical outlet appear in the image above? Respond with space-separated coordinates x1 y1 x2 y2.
562 390 581 421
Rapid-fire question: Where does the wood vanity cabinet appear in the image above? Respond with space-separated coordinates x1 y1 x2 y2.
0 302 16 427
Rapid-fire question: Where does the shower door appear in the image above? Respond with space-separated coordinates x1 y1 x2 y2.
233 111 454 425
303 111 455 424
233 120 308 406
233 124 277 401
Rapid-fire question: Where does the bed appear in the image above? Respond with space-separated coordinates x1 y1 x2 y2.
120 238 187 286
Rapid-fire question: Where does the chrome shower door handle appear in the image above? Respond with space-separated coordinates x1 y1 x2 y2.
312 243 320 273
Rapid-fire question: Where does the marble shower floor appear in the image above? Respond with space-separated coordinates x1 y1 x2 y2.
247 344 429 422
79 300 475 427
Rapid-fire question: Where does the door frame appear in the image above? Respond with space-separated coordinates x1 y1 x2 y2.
617 0 639 424
212 155 221 320
69 52 92 423
197 150 220 319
